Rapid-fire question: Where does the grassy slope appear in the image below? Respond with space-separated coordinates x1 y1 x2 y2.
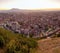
36 37 60 53
0 28 37 53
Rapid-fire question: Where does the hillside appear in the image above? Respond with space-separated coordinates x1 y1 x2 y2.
0 27 60 53
0 28 37 53
36 37 60 53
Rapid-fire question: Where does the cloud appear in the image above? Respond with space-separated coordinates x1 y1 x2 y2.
54 0 60 1
51 0 60 2
0 0 14 4
0 0 9 2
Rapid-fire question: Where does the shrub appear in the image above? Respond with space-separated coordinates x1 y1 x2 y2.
0 35 5 48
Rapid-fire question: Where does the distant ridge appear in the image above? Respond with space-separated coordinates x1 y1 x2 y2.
0 8 42 13
0 8 60 13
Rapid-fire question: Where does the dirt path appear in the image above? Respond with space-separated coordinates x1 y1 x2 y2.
36 38 60 53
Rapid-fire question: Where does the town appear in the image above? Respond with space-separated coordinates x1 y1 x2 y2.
0 10 60 38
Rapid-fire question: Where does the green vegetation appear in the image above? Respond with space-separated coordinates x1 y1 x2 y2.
0 28 37 53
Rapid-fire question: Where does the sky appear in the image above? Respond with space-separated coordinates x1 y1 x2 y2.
0 0 60 10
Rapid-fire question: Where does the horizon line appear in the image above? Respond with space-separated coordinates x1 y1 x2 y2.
0 8 60 10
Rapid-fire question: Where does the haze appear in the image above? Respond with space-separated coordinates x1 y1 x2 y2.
0 0 60 10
